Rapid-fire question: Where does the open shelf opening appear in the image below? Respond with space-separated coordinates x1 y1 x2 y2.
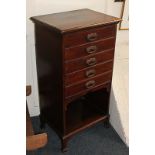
65 88 109 134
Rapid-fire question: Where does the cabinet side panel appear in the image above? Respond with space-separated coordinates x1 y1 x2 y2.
34 24 64 134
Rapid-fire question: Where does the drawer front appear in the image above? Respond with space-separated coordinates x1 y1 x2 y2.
65 37 115 61
65 48 114 73
65 60 113 86
65 71 112 98
63 25 116 47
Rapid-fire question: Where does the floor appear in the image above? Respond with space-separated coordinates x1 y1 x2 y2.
109 30 129 145
27 117 129 155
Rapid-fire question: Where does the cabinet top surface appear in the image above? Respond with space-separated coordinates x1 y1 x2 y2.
31 9 121 33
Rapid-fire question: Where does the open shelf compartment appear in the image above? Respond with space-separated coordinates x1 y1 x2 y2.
65 88 110 135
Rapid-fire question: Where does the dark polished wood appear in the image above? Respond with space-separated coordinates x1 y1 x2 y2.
31 9 121 152
65 49 114 73
64 82 111 106
65 60 113 85
65 71 112 98
65 37 116 60
63 25 116 47
31 8 121 33
26 86 47 151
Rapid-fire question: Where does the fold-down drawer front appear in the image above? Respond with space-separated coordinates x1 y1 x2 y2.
65 48 114 74
63 25 116 47
65 37 116 61
65 71 112 98
65 60 113 86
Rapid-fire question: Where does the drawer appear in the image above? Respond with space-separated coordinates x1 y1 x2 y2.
65 37 115 61
63 25 116 47
65 71 112 98
65 48 114 73
65 60 113 86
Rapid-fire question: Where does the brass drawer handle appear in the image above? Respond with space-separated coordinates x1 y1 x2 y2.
86 69 96 78
86 45 97 54
87 33 98 41
85 80 96 89
86 57 97 66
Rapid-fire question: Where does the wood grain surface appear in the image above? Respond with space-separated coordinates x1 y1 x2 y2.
31 9 121 33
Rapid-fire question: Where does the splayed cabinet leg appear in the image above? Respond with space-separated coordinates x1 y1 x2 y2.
104 115 110 128
61 138 69 152
39 114 46 129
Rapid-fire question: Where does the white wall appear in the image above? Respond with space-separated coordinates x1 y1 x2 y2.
26 0 128 145
110 30 129 146
106 0 122 17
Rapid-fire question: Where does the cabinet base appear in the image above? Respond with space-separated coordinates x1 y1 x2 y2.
61 137 69 152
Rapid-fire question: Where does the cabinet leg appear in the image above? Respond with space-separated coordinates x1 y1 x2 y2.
61 138 68 152
104 115 110 128
39 115 46 129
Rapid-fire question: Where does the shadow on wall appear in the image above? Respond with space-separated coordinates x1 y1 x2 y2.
109 88 127 146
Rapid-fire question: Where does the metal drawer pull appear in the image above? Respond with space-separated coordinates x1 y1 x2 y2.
86 45 97 54
87 33 98 41
86 69 96 78
86 57 97 66
85 80 96 89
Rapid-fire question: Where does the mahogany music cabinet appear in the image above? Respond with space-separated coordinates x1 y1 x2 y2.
31 9 121 152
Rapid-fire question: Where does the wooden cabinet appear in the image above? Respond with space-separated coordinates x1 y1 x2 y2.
31 9 120 152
